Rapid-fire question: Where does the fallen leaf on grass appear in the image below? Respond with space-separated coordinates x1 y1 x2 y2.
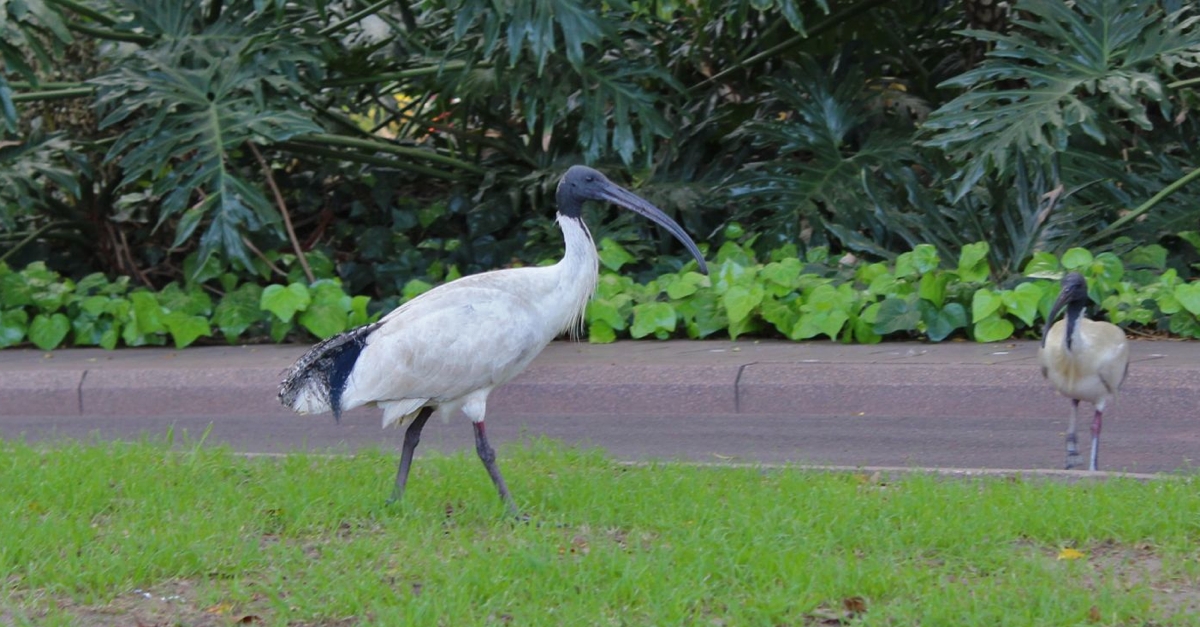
571 535 590 555
203 602 233 615
805 597 868 626
855 472 886 487
1057 547 1086 560
842 596 867 616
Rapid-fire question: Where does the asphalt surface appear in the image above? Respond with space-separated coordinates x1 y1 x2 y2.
1 339 1197 475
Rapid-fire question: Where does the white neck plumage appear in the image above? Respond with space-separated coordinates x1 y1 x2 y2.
553 214 600 339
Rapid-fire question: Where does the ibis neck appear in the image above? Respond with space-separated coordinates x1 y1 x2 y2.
553 213 600 337
1063 302 1085 351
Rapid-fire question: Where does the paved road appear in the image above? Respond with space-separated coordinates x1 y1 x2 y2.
3 339 1198 476
3 407 1194 475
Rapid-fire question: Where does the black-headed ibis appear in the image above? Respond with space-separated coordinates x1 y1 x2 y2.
1038 272 1129 471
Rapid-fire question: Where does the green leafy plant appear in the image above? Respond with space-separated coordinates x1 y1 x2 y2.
581 238 1200 345
0 0 74 132
91 3 324 271
727 55 918 255
4 236 1200 350
0 260 382 349
923 0 1200 199
7 0 1196 313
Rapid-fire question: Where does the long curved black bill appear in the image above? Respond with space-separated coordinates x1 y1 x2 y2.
599 183 709 275
1042 290 1070 347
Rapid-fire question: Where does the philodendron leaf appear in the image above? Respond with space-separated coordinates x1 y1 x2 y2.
1000 283 1042 327
598 238 636 272
28 313 70 350
722 284 764 325
631 302 677 339
956 242 990 283
298 303 348 340
587 298 627 331
1024 251 1060 277
873 296 920 335
918 272 949 309
1061 247 1094 271
260 283 311 322
269 317 294 343
348 295 372 328
402 279 433 300
971 288 1003 323
0 309 29 347
791 309 849 341
973 315 1014 342
129 291 166 334
896 244 940 278
163 311 212 348
792 284 853 340
760 295 799 336
855 302 883 344
759 258 802 293
1169 311 1200 338
1174 283 1200 317
665 271 708 299
676 291 726 339
297 280 352 339
214 284 264 342
588 319 616 343
920 301 967 342
0 272 32 307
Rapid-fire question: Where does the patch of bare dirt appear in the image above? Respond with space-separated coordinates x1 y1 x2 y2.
1088 541 1200 619
1020 539 1200 619
12 580 273 627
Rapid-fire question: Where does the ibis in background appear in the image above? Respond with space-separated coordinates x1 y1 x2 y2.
1038 272 1129 471
279 166 708 513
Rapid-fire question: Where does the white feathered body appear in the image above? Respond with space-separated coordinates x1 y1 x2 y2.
1038 317 1129 409
282 216 598 428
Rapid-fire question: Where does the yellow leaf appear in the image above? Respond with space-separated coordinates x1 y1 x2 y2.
1057 547 1086 560
204 602 233 615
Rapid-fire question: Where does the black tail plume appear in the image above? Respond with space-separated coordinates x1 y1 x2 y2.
279 322 380 421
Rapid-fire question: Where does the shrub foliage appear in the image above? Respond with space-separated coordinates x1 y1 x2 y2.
2 237 1195 349
2 0 1200 342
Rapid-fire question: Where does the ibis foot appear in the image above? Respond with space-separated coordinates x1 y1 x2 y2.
388 407 433 506
1065 432 1080 470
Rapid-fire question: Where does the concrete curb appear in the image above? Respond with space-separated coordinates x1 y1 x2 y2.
1 339 1195 421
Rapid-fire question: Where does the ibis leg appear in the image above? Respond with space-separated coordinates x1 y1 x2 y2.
389 407 433 505
1089 408 1103 472
1065 400 1081 470
473 420 517 515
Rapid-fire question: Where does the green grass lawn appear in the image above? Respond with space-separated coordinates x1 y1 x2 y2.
2 436 1199 626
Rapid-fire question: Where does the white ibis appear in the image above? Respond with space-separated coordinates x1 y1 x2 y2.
278 166 708 512
1038 272 1129 471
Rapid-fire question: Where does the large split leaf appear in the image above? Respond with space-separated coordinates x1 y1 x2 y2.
924 0 1200 198
91 3 322 273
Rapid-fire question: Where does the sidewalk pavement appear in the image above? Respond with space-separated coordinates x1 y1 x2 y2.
0 338 1195 423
